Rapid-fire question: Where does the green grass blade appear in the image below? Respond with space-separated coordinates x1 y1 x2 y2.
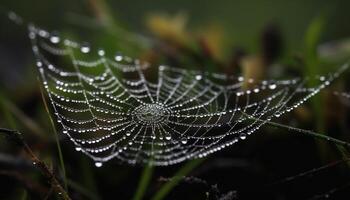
132 163 154 200
38 79 68 191
1 96 46 138
304 15 325 131
67 179 100 200
20 189 28 200
78 156 100 199
0 93 17 129
240 111 350 148
151 158 204 200
304 17 350 162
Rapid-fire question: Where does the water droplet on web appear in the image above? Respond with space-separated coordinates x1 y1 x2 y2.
8 11 23 25
95 162 103 167
50 33 60 44
239 133 247 140
115 52 123 61
269 84 277 90
181 138 188 144
195 75 202 80
126 131 131 136
165 135 171 140
36 61 42 67
29 32 36 39
39 30 49 37
75 147 81 151
98 49 105 56
80 43 90 53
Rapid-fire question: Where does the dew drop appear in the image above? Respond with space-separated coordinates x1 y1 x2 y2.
239 133 247 140
50 33 60 44
29 32 35 39
36 61 42 67
181 138 188 144
195 75 202 80
75 147 82 151
80 43 90 53
165 135 171 140
98 49 105 56
115 52 123 61
95 162 103 167
39 30 48 37
8 11 22 25
269 84 277 90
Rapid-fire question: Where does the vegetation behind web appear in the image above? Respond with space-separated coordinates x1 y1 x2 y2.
0 0 350 199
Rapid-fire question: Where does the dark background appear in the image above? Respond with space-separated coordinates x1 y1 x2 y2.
0 0 350 199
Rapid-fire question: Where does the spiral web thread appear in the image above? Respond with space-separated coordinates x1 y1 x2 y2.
28 24 348 167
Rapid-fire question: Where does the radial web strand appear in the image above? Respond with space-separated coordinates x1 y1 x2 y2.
28 24 348 166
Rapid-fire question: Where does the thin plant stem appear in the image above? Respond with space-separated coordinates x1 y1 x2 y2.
38 79 68 191
0 93 17 129
1 94 46 138
151 158 204 200
0 128 71 200
240 112 350 148
87 0 150 50
67 179 100 200
133 163 154 200
268 158 350 186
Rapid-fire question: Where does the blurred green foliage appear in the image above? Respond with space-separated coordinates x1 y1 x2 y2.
0 0 350 199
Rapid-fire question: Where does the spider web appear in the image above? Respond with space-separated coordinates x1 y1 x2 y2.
28 24 348 167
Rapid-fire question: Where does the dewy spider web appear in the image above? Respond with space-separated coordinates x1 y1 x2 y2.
28 24 348 167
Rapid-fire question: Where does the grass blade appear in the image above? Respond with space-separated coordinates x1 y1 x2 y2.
38 79 68 190
132 163 154 200
241 111 350 148
151 158 204 200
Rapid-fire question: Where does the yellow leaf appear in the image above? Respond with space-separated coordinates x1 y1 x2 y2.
145 12 189 45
